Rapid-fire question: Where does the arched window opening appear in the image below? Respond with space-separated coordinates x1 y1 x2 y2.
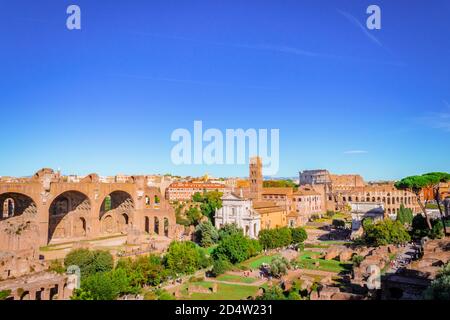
154 217 160 235
164 217 169 237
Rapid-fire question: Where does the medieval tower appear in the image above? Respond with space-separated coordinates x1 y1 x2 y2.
249 156 263 201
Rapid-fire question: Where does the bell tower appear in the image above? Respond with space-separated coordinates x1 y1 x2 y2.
249 156 263 200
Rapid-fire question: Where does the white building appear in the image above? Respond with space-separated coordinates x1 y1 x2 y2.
214 193 261 239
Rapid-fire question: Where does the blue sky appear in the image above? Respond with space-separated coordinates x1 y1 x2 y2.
0 0 449 180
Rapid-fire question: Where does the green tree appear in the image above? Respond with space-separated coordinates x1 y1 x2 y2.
395 173 450 231
186 207 203 226
196 191 223 222
291 227 308 244
164 241 202 275
256 285 286 300
363 219 411 246
422 172 450 235
218 223 243 240
213 233 261 264
64 249 114 278
192 192 203 203
258 227 292 250
269 257 291 278
72 268 133 300
362 217 374 230
196 245 213 269
396 204 414 226
195 220 219 247
115 255 167 288
412 215 444 240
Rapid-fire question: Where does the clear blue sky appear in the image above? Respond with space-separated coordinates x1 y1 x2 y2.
0 0 449 180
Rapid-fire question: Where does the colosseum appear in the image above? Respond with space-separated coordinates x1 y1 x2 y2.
0 168 177 252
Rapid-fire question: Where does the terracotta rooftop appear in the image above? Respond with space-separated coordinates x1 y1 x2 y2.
262 187 294 195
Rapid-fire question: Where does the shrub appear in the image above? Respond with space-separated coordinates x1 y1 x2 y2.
351 255 364 267
256 285 286 300
0 290 11 300
269 257 291 278
326 210 335 218
211 258 232 277
48 259 66 274
332 219 346 229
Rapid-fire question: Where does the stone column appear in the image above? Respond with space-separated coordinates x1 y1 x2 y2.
88 203 101 240
29 289 37 301
41 288 50 300
37 202 51 246
57 281 65 300
249 222 254 239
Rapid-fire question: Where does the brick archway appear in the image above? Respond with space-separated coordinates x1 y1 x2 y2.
48 190 91 244
0 192 37 220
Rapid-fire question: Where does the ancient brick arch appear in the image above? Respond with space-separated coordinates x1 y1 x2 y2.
99 190 135 235
99 190 135 217
0 169 178 247
0 192 37 220
48 190 91 244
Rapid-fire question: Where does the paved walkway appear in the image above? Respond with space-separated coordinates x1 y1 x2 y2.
386 243 419 274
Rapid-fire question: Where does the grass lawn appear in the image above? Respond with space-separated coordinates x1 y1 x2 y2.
180 281 259 300
239 254 280 269
297 250 352 274
304 225 320 230
215 274 258 284
332 213 351 220
320 240 352 245
299 251 322 259
304 243 330 249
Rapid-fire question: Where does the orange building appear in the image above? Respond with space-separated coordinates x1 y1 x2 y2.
165 182 225 201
